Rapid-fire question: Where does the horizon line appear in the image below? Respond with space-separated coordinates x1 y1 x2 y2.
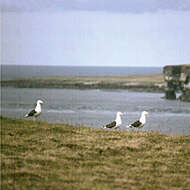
2 64 163 68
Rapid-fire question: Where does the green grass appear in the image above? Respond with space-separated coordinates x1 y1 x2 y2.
1 73 165 92
1 116 190 190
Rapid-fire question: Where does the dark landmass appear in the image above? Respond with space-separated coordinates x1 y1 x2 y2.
1 73 165 92
164 64 190 102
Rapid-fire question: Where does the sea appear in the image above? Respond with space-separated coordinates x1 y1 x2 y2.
1 65 162 80
1 65 190 135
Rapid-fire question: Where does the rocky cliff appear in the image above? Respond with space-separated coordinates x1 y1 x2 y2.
163 64 190 102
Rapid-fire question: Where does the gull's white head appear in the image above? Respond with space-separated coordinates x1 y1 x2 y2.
117 112 123 116
142 111 149 115
37 100 44 105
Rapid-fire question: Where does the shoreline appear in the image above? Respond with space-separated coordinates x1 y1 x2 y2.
1 73 165 92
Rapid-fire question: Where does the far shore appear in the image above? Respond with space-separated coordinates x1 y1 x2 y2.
1 73 165 92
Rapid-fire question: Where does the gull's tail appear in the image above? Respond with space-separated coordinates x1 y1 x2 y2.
24 114 29 118
126 125 132 129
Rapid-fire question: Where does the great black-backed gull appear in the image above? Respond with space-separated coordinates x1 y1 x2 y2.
103 112 124 129
24 100 44 118
126 111 149 129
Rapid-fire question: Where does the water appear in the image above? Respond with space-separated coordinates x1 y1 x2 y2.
1 87 190 135
1 65 162 80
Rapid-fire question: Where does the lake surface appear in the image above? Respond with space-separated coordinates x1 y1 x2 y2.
1 87 190 135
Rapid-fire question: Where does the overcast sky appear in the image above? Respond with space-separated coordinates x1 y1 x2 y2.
1 0 190 67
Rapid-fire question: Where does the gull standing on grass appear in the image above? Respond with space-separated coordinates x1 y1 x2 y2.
103 112 124 129
126 111 149 129
24 100 44 118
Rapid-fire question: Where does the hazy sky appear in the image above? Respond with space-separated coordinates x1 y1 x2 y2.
1 0 190 67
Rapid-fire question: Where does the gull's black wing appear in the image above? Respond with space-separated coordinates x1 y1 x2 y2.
106 121 116 128
27 109 37 117
131 120 142 128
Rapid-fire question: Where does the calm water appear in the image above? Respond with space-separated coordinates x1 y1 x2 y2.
1 65 162 80
1 87 190 135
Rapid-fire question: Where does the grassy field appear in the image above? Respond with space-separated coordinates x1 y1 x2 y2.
1 73 165 92
1 116 190 190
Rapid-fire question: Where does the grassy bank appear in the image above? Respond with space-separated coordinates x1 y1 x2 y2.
1 116 190 190
1 73 165 92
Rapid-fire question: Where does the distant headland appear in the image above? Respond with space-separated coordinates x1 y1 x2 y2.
1 73 164 93
2 64 190 102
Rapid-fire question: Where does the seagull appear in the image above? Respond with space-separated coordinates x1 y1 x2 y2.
24 100 44 118
126 111 149 129
103 112 124 129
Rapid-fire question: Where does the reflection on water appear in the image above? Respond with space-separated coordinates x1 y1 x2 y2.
1 87 190 135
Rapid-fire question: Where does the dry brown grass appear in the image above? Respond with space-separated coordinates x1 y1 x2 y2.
1 116 190 190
